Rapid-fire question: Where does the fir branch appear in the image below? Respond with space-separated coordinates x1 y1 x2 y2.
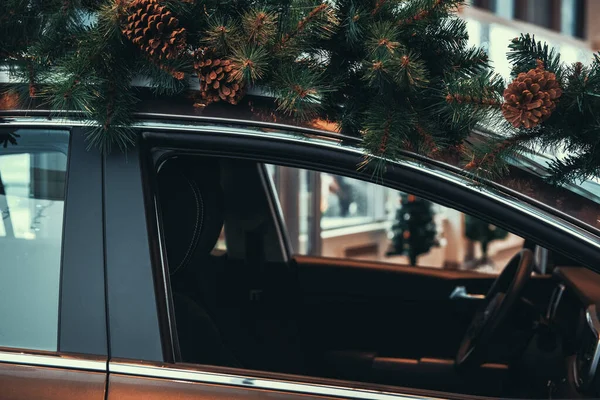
338 2 365 46
365 21 402 58
547 153 600 185
86 78 138 153
230 44 270 85
277 3 337 51
136 58 190 95
445 70 504 107
242 8 278 46
466 129 543 176
363 54 397 90
273 64 333 119
203 17 241 54
450 46 489 77
396 0 463 27
394 52 429 88
362 100 416 160
372 0 386 16
415 123 438 156
507 34 563 79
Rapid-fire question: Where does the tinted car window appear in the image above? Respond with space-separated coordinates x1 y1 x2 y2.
0 130 69 351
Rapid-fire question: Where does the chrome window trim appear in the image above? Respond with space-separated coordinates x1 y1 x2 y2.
257 163 292 262
0 349 106 371
109 361 446 400
2 117 599 252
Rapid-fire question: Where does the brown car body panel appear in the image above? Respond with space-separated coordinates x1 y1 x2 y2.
108 374 337 400
0 363 106 400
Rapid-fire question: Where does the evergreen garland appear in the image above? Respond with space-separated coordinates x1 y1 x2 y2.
0 1 599 184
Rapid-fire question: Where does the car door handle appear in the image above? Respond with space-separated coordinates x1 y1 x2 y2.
450 286 485 300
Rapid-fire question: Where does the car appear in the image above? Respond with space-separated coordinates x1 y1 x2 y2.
1 105 600 400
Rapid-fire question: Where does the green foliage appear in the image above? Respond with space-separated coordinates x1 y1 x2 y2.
507 34 563 79
470 34 600 184
0 0 598 187
273 64 333 119
387 193 437 266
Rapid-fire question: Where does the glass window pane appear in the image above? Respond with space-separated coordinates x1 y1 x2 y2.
267 164 525 275
0 129 69 351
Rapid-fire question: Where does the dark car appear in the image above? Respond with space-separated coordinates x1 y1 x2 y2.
2 111 600 400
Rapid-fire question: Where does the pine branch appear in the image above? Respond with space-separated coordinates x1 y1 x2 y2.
230 44 270 85
450 46 489 77
203 17 241 54
362 100 416 160
276 3 337 51
466 129 544 176
507 34 563 79
340 2 365 46
547 153 600 185
445 70 504 106
365 21 402 58
396 0 463 27
273 64 334 119
242 8 278 46
372 0 386 16
393 52 429 88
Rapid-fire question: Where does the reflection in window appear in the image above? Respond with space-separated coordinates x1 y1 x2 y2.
0 130 68 351
268 164 524 275
320 173 394 230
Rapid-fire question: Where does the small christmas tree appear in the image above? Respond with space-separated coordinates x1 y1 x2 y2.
387 193 437 266
464 215 508 266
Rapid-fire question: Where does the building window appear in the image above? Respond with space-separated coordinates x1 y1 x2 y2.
471 0 585 39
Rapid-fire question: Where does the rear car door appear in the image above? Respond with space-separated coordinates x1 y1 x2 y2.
0 126 107 399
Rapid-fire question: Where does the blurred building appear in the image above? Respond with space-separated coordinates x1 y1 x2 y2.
461 0 596 80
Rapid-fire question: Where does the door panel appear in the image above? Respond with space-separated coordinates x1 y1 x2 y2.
294 255 554 376
0 363 106 400
109 374 338 400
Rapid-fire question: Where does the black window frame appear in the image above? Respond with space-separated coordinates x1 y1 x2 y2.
136 127 600 369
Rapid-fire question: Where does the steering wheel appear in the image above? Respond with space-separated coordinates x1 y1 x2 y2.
455 249 534 369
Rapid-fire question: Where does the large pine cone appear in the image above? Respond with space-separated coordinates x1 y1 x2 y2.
121 0 186 61
502 60 562 129
193 48 244 106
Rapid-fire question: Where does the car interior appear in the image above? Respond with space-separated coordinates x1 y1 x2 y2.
154 154 600 399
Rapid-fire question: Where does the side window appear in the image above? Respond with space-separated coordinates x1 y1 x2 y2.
0 130 69 351
267 165 524 274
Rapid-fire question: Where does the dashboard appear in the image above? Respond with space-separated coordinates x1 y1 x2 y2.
553 268 600 395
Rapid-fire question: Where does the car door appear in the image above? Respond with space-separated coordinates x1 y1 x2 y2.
104 124 598 400
103 135 407 400
0 126 107 400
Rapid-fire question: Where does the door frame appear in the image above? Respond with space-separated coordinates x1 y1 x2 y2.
0 124 108 399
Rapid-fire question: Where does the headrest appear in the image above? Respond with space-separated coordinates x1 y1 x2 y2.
157 158 224 275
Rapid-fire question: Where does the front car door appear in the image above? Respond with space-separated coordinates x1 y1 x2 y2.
0 126 107 399
99 119 600 400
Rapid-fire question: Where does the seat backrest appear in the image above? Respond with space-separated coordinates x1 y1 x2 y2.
156 157 224 276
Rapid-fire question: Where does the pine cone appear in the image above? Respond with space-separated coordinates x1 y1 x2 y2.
121 0 186 61
193 48 244 106
502 60 562 129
